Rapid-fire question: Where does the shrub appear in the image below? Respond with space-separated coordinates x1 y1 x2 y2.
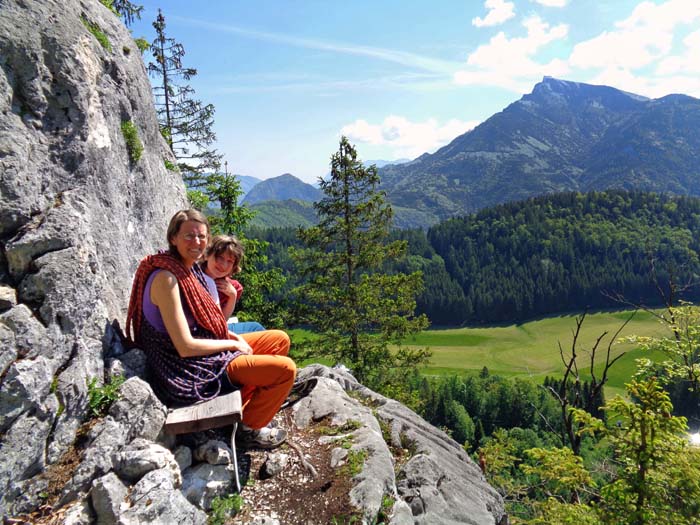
80 16 111 51
121 120 143 164
208 494 243 525
87 374 125 417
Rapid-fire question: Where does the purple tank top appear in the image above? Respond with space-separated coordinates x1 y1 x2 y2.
143 270 197 333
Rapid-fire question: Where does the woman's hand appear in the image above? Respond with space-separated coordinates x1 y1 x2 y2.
228 333 253 354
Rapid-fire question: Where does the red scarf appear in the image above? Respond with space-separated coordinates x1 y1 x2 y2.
126 252 228 345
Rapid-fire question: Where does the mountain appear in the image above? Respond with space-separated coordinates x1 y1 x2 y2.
242 173 322 205
237 174 262 199
380 77 700 225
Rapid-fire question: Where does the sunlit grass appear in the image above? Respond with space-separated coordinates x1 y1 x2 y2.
289 309 672 397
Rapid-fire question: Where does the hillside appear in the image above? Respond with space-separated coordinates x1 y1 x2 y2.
380 77 700 226
242 173 321 205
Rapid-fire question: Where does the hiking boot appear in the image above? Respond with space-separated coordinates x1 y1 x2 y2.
237 425 287 449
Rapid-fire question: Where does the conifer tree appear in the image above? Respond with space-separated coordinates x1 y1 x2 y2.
293 137 430 396
148 10 221 186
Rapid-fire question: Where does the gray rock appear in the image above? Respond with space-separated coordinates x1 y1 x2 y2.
120 468 206 525
173 445 193 472
295 365 506 525
330 447 349 468
62 499 97 525
0 321 17 378
193 439 232 465
0 304 52 359
0 409 55 511
60 378 168 503
109 377 168 442
47 337 103 463
260 452 289 479
106 348 146 379
0 356 55 432
0 285 17 311
112 438 180 484
91 472 128 525
181 463 238 511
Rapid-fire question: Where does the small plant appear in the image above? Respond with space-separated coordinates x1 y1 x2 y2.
121 120 143 164
208 494 243 525
50 376 59 394
87 374 125 417
134 37 150 54
80 16 111 51
340 449 367 477
164 159 179 172
318 419 362 436
99 0 116 13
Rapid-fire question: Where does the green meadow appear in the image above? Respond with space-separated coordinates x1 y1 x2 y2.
290 309 672 398
401 309 670 398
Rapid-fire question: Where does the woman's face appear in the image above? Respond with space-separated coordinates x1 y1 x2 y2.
171 220 208 266
205 251 237 279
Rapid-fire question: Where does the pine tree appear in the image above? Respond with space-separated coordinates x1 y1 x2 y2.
292 137 430 395
148 10 221 186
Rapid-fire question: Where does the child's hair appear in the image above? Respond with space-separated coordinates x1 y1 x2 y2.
203 234 244 276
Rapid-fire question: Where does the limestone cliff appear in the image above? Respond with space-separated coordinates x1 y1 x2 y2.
0 1 505 523
0 0 186 516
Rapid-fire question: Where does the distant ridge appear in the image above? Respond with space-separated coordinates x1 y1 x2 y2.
242 173 322 205
379 77 700 226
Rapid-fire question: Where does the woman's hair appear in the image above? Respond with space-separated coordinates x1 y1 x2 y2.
203 234 244 276
166 209 210 256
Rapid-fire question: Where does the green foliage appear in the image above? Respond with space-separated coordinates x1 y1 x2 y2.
427 190 700 324
148 10 221 181
87 374 125 418
80 16 111 51
341 449 367 477
100 0 143 27
628 303 700 413
573 378 700 525
163 158 179 172
187 189 209 211
208 494 243 525
205 167 287 325
134 37 150 54
120 120 143 164
292 137 430 396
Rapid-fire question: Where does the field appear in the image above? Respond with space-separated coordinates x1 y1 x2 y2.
290 309 672 398
400 309 670 397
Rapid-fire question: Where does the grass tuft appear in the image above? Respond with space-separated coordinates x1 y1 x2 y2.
121 120 144 164
81 16 111 51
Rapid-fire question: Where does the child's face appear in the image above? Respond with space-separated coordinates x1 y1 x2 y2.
205 252 237 279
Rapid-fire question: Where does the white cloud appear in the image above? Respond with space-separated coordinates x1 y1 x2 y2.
570 0 700 70
566 0 700 98
532 0 568 6
341 116 480 159
472 0 516 28
455 15 569 91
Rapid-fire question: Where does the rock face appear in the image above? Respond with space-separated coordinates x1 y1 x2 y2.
0 0 505 523
0 0 186 517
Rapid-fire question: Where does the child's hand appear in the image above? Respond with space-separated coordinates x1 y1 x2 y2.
216 278 238 302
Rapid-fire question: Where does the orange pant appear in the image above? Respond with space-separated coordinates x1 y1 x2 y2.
226 329 295 429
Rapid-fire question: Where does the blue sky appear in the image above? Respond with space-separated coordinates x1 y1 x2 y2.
129 0 700 183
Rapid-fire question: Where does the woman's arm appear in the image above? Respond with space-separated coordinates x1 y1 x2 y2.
150 271 252 358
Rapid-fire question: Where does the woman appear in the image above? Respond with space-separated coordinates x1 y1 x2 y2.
200 234 265 334
126 210 294 448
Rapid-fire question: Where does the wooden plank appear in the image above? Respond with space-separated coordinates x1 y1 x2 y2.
164 390 242 435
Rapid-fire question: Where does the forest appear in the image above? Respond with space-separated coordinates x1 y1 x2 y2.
250 190 700 326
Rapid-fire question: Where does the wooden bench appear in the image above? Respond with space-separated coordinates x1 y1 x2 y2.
164 390 242 434
164 390 243 492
